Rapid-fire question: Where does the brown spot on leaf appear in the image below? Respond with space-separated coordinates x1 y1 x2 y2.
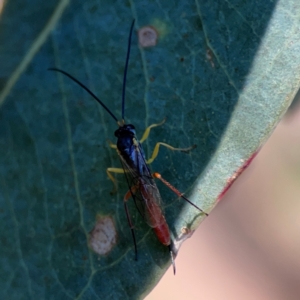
88 215 117 255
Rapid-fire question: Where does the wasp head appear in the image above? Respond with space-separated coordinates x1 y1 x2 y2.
114 124 136 138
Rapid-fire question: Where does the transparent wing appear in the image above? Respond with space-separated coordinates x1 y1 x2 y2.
119 142 165 228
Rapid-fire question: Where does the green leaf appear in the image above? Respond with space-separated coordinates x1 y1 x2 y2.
1 0 299 299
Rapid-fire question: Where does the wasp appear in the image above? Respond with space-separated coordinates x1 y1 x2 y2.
49 20 207 274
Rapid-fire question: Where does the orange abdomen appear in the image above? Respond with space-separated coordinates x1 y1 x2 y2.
145 197 170 246
153 221 170 246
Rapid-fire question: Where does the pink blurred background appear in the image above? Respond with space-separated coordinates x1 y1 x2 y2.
147 102 300 300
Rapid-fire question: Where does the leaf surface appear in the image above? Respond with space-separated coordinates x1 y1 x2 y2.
1 0 299 299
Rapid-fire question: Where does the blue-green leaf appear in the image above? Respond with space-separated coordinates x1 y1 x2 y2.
1 0 300 299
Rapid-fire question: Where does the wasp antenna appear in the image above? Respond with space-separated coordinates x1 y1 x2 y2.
48 68 118 122
121 19 135 120
168 245 176 275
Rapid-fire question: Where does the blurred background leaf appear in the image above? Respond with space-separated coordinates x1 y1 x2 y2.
0 0 299 299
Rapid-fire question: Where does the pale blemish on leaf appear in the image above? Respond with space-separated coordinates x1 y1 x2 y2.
88 215 117 255
138 26 158 48
206 48 215 68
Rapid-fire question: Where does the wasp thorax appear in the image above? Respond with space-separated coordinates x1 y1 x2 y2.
114 124 136 138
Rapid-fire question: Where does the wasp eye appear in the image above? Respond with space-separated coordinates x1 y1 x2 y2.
126 124 135 130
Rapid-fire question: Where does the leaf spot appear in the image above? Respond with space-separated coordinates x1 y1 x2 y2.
206 48 215 68
138 26 158 48
88 216 117 255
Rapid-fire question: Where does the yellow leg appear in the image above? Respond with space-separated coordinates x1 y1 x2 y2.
106 167 124 193
139 118 166 143
108 140 117 149
147 142 196 164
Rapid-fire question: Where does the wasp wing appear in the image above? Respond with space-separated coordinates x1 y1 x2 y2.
118 141 166 228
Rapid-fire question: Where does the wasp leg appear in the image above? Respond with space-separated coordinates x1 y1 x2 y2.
107 140 117 149
139 118 196 164
146 142 196 164
153 172 208 216
106 141 119 193
139 118 166 143
106 167 124 193
124 187 138 260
